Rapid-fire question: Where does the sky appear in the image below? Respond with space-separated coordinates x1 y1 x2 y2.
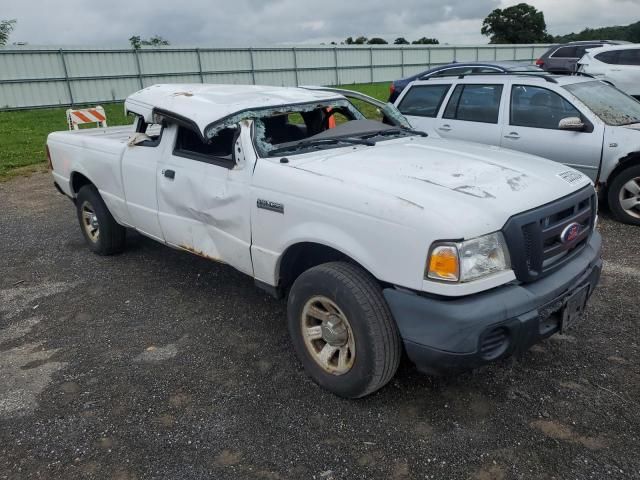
4 0 640 47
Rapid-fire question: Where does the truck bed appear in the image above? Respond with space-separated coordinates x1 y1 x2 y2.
48 125 134 153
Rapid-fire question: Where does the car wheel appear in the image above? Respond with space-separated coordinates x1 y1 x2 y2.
76 185 126 254
287 261 402 398
607 165 640 225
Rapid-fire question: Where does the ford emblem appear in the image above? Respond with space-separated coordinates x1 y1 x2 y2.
560 222 581 244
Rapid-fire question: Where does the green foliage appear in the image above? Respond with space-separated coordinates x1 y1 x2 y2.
394 37 410 45
481 3 552 43
129 35 170 49
412 37 439 45
554 21 640 43
367 37 388 44
0 19 16 46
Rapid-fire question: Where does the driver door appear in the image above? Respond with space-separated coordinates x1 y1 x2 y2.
156 122 255 276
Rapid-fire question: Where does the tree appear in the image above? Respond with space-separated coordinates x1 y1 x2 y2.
481 3 552 43
354 36 368 45
367 37 388 44
394 37 410 45
0 19 16 46
129 34 170 49
554 21 640 43
345 36 354 45
412 37 439 45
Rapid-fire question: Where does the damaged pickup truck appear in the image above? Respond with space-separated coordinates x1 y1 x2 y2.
47 84 602 398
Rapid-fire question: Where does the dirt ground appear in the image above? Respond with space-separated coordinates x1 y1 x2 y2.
0 173 638 480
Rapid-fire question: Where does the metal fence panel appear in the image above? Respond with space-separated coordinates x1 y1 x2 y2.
0 80 69 108
199 50 252 72
64 51 138 77
0 51 64 81
70 78 141 104
0 44 550 110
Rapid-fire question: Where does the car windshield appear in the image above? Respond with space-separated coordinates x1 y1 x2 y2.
252 98 417 157
563 81 640 126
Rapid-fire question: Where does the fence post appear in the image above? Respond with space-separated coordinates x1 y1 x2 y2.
249 47 256 85
400 47 405 77
369 47 374 83
531 46 535 62
196 48 204 83
292 47 299 86
476 46 479 61
453 46 457 61
133 49 144 89
59 49 74 107
427 47 431 69
334 47 339 85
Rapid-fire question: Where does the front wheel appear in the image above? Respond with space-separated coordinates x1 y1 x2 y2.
287 262 402 398
76 185 126 254
607 165 640 225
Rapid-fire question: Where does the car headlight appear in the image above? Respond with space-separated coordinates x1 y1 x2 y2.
426 232 511 283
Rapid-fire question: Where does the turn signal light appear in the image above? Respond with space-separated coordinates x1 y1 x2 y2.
427 245 459 282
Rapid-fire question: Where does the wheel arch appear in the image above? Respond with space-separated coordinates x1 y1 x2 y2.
70 171 95 197
604 152 640 188
277 241 381 293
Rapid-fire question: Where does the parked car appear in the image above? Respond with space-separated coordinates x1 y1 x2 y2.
578 44 640 98
388 61 541 102
395 73 640 224
536 40 628 74
48 84 601 398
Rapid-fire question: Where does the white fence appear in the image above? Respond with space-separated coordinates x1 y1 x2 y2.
0 44 550 110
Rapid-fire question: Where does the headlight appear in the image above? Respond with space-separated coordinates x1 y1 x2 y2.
426 232 511 283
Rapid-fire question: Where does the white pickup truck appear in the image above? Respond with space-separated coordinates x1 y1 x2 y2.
47 84 602 398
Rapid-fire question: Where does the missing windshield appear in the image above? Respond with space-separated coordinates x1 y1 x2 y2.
252 102 421 157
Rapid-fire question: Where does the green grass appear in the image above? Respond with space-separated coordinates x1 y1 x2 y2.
0 103 132 179
0 83 390 179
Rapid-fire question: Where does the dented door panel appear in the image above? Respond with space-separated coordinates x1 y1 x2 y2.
156 124 255 276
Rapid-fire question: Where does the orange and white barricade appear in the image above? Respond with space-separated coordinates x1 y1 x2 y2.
66 106 108 130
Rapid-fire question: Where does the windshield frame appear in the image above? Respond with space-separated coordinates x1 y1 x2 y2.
562 80 640 126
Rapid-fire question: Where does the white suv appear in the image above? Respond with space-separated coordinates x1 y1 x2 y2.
395 73 640 224
578 44 640 98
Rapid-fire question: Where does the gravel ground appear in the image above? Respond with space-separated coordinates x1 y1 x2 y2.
0 173 639 480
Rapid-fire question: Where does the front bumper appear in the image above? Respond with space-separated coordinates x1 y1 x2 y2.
383 232 602 374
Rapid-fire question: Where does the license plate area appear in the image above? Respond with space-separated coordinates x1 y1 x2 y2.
561 284 590 332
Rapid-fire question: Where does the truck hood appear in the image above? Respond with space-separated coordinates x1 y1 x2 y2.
290 136 592 237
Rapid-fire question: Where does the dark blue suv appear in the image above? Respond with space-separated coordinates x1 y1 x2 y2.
388 61 541 102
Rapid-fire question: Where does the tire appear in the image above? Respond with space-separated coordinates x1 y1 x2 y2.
607 165 640 225
287 261 402 398
75 185 126 255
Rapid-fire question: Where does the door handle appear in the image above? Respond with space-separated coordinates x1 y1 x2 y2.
162 169 175 180
504 132 520 140
438 124 452 132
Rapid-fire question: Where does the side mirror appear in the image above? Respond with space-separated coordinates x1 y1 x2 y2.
558 117 585 132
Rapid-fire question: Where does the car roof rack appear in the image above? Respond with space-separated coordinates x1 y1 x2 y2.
424 71 559 83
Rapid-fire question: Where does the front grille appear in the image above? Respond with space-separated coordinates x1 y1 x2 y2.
503 186 596 283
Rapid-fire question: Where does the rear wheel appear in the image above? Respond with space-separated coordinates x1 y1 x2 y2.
287 261 401 398
76 185 126 254
607 165 640 225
